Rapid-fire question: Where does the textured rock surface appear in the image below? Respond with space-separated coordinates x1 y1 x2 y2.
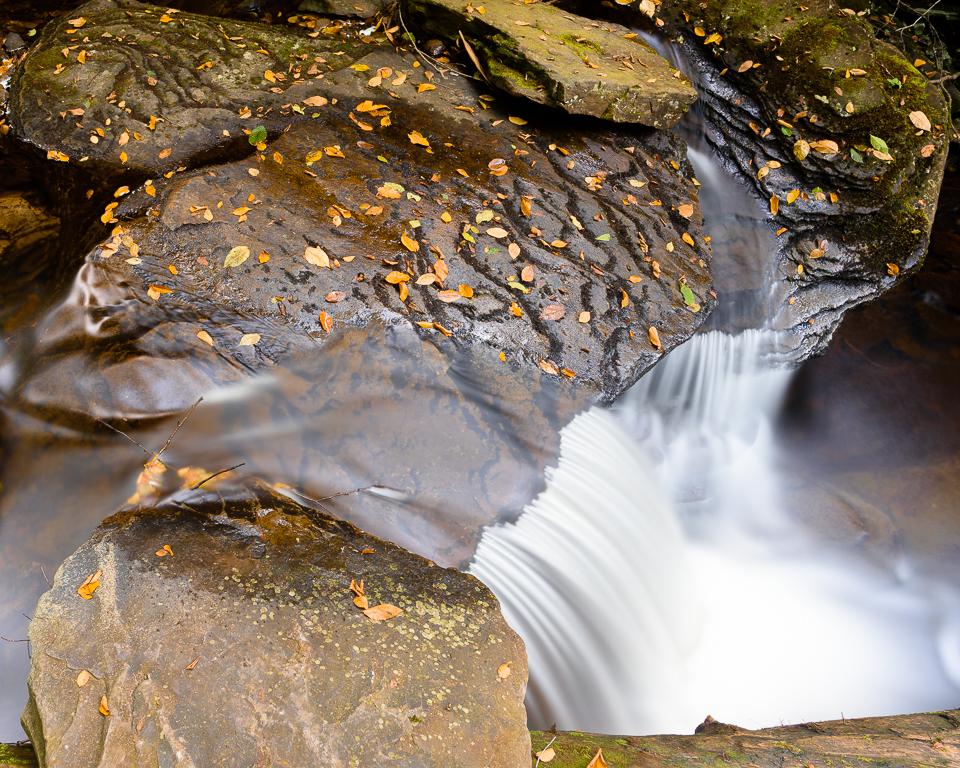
23 482 530 768
605 0 950 362
407 0 697 127
0 194 59 267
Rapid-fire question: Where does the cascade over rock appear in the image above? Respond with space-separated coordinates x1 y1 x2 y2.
592 0 951 361
22 481 530 768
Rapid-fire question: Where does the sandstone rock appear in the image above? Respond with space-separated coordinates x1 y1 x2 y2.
298 0 391 18
23 481 530 768
601 0 950 362
0 194 60 268
406 0 697 128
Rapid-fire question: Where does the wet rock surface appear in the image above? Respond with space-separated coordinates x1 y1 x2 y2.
0 193 59 269
407 0 697 128
7 5 715 406
23 481 530 768
598 0 951 362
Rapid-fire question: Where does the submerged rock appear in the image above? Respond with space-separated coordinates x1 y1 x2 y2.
602 0 951 361
0 193 59 269
406 0 697 127
23 481 530 768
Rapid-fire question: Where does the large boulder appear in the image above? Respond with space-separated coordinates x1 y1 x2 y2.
6 1 716 409
406 0 697 127
23 481 530 768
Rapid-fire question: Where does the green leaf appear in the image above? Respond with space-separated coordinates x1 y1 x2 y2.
508 281 530 293
870 134 890 154
596 233 611 242
384 182 404 192
679 281 696 306
291 104 304 115
462 232 475 243
249 125 267 145
811 187 824 194
28 28 36 36
780 126 793 136
849 148 863 163
887 78 902 88
406 192 422 201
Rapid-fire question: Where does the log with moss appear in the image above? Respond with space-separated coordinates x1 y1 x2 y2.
530 708 960 767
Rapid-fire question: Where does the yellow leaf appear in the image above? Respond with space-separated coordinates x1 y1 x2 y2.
350 64 370 71
508 116 528 125
809 139 839 154
770 195 779 215
441 212 452 223
459 284 474 298
304 245 330 267
224 245 250 267
886 262 899 276
648 326 662 350
264 70 277 82
704 33 722 44
510 302 523 316
520 198 532 216
620 289 629 308
273 151 283 164
417 83 436 93
586 747 608 768
77 569 102 600
197 330 215 346
238 333 261 346
682 233 695 247
324 145 345 158
401 232 420 252
99 696 110 716
408 130 430 147
456 169 468 177
476 209 495 224
786 189 800 204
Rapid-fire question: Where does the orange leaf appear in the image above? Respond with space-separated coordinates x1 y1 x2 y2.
437 289 461 302
586 747 608 768
539 359 560 375
304 246 330 267
326 290 347 302
458 284 474 298
497 662 512 679
434 260 449 282
78 569 102 600
648 326 662 350
318 311 334 332
99 696 110 716
385 271 411 284
401 232 420 252
541 304 565 320
158 148 172 159
677 203 694 218
408 130 430 147
185 657 200 670
363 604 403 620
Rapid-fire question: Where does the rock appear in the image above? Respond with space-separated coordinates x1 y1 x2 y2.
0 193 60 269
406 0 697 128
23 481 530 768
3 32 26 53
298 0 391 18
0 743 36 767
603 0 950 362
8 7 716 407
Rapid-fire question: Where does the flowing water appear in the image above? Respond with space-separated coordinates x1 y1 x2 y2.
2 31 960 745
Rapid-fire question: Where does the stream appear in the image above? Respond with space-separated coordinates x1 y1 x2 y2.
2 18 960 744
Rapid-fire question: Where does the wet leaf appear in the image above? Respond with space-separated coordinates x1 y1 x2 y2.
363 604 403 621
224 245 250 268
385 271 411 284
510 302 523 316
147 284 173 300
408 130 430 147
247 125 267 146
508 116 528 125
99 696 110 717
401 232 420 252
786 189 800 204
324 145 345 158
437 289 461 302
487 227 509 239
434 260 448 281
77 670 91 687
304 246 330 267
158 148 172 159
682 233 695 247
476 209 495 224
539 359 560 375
185 657 200 670
909 110 931 131
738 60 753 73
197 330 215 346
886 262 899 276
303 96 328 107
648 326 662 350
520 198 532 216
318 311 334 332
620 289 629 308
770 195 779 215
238 333 260 346
417 83 436 93
541 304 565 321
809 139 839 154
458 284 474 298
155 544 174 557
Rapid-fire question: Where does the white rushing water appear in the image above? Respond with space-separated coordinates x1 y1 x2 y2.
470 95 960 733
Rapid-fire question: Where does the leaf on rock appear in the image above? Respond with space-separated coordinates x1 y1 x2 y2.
541 304 565 320
921 144 936 158
224 245 250 267
99 696 110 716
809 140 839 154
185 657 200 670
539 360 559 375
304 246 330 267
318 311 334 332
487 227 509 239
437 289 461 302
238 333 261 347
869 134 890 155
678 204 694 218
197 330 215 346
909 111 931 131
648 326 662 350
325 290 347 302
497 662 512 679
77 569 102 600
408 130 430 147
401 232 420 252
508 116 528 125
363 604 402 621
458 284 474 298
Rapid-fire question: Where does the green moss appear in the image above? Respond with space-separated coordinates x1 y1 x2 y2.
558 33 603 61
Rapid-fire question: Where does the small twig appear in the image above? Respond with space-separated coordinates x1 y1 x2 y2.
534 735 558 768
394 6 483 84
191 463 245 490
40 565 52 588
156 397 203 461
929 71 960 85
94 417 152 455
0 636 28 642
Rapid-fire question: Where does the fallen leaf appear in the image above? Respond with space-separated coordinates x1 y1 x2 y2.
408 130 430 147
158 148 172 159
326 290 347 302
809 139 839 154
197 330 215 346
648 326 662 350
487 227 509 238
770 195 779 215
550 240 567 248
363 604 403 621
417 83 436 93
185 657 200 670
521 265 534 282
155 544 174 557
536 747 556 763
921 144 936 158
541 304 565 320
509 116 528 125
738 60 754 73
459 284 474 298
385 271 411 284
510 302 523 316
497 662 512 679
99 696 110 716
224 245 250 267
887 262 899 276
77 670 91 687
324 145 345 158
437 289 461 302
586 747 608 768
682 233 695 247
508 243 521 259
304 246 330 267
238 333 260 346
909 110 931 131
520 198 532 216
621 289 629 308
318 311 334 332
401 232 420 252
435 260 449 281
677 204 694 218
303 95 328 107
539 360 559 375
78 570 102 600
